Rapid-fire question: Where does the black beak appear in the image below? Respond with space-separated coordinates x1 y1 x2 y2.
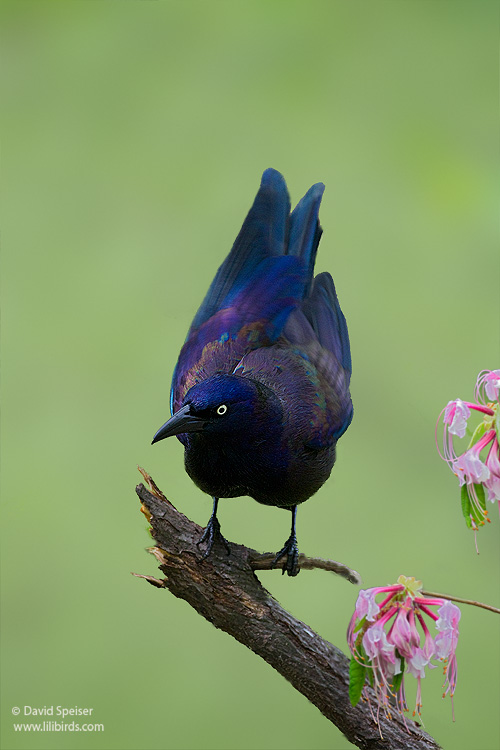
151 404 206 445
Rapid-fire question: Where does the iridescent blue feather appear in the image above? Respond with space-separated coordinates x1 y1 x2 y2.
170 168 352 444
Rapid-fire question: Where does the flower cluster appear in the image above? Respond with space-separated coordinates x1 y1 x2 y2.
347 576 460 723
437 369 500 535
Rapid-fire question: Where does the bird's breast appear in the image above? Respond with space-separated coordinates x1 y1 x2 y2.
183 433 335 507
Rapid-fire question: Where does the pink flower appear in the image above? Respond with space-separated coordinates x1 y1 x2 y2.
451 440 491 486
434 601 461 709
363 623 396 662
444 399 470 438
436 599 461 631
475 369 500 403
355 588 381 622
437 370 499 535
389 608 418 659
485 439 500 504
347 576 461 721
435 600 461 662
407 647 431 679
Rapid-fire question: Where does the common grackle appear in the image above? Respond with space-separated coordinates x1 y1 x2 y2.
152 169 353 576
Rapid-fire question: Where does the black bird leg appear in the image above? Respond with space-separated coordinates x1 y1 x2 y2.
197 497 231 559
272 506 300 576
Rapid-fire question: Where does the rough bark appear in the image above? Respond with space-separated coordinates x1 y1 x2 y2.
134 473 441 750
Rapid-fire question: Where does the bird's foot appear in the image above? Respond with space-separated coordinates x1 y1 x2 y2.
272 534 300 577
197 514 231 559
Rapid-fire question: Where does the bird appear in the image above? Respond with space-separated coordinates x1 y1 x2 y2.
152 168 353 576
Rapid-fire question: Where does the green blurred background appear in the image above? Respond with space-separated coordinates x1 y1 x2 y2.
1 1 498 749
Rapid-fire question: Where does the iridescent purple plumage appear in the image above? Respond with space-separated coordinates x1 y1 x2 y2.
153 169 352 575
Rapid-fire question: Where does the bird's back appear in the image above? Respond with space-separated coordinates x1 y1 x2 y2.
171 168 353 464
153 170 352 574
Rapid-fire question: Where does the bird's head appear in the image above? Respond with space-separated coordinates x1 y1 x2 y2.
152 374 282 445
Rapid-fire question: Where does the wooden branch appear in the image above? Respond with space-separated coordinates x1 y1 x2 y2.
250 551 362 583
134 472 441 750
422 589 500 615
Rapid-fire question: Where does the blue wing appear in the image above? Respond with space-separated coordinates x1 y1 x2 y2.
187 169 291 336
288 181 324 291
302 273 353 439
171 169 306 412
170 169 352 441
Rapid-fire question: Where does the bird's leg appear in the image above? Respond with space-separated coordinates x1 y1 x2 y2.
272 506 299 577
197 497 231 559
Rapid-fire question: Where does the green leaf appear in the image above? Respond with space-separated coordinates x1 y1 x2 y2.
473 484 486 524
461 484 472 528
467 421 487 450
476 482 486 510
349 656 367 707
366 667 374 687
352 615 366 634
495 405 500 441
392 658 405 694
469 483 487 526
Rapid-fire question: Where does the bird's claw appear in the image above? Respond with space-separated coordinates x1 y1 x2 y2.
197 515 231 559
272 535 300 577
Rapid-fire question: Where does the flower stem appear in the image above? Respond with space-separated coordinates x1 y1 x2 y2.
422 590 500 614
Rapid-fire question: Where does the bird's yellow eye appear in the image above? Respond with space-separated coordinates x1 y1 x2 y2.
216 404 228 416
